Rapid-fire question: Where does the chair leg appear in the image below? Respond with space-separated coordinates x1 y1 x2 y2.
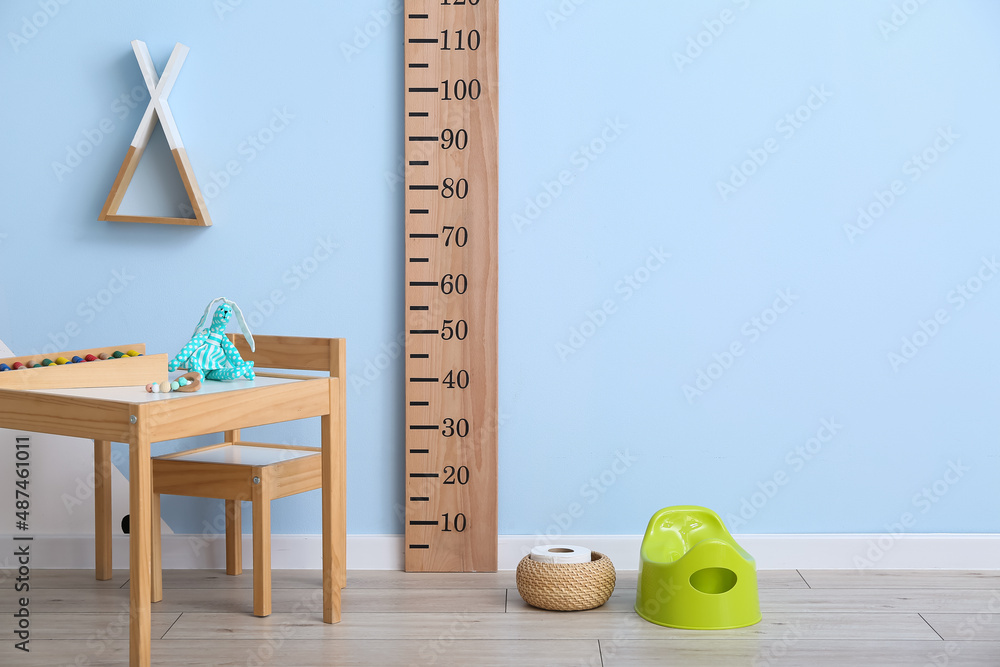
223 426 244 578
252 474 271 617
151 492 163 603
225 499 243 576
94 440 113 581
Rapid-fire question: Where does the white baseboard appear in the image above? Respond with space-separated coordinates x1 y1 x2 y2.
3 533 999 571
507 534 1000 570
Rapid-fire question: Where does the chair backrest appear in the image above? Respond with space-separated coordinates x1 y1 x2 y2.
226 334 345 377
224 334 346 450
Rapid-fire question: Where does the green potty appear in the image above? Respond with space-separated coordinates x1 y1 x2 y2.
635 506 761 630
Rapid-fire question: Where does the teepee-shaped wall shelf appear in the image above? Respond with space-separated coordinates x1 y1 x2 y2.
99 41 211 227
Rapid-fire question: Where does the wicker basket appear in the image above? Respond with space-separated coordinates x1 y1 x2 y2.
515 551 616 611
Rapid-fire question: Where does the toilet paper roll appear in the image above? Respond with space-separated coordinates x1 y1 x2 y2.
529 544 592 564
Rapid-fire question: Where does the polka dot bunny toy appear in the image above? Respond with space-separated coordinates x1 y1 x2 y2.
168 297 256 381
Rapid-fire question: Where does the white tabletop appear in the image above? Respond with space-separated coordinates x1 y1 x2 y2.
25 374 300 402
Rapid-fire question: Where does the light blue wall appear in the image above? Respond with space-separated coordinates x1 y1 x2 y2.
2 1 998 538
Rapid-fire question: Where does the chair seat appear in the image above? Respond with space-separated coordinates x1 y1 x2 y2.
153 442 322 501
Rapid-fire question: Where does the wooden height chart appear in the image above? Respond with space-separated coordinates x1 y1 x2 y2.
404 0 498 572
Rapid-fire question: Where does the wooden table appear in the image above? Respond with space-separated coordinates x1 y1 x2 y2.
0 375 345 666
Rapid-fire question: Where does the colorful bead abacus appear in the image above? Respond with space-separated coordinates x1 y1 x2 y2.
0 349 142 372
0 344 167 392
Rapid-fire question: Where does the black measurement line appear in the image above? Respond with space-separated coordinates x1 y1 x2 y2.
408 87 439 93
409 160 429 166
408 38 439 44
408 14 428 19
410 497 430 502
409 400 429 405
408 63 429 68
409 258 429 263
409 329 439 335
409 448 430 454
409 544 430 549
409 281 439 287
409 377 439 383
409 306 429 311
408 136 438 142
409 185 439 191
409 425 440 431
408 112 429 117
409 233 439 239
410 520 440 526
409 209 430 215
409 472 440 477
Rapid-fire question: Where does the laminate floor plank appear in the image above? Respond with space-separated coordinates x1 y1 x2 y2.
0 567 807 590
760 570 810 588
0 639 602 667
3 586 506 614
800 570 1000 589
152 568 323 589
17 612 180 640
922 612 1000 641
162 610 939 641
347 569 517 589
508 586 1000 614
0 568 130 588
600 639 1000 666
760 588 1000 613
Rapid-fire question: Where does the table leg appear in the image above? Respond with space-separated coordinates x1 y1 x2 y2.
251 476 271 617
129 434 152 667
94 440 113 581
321 376 344 624
225 429 243 576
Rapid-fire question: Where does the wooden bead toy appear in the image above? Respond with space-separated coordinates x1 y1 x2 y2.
126 350 140 357
55 357 70 365
12 362 25 370
98 353 111 360
84 354 97 361
42 359 54 366
112 351 125 358
145 371 202 394
0 364 10 372
71 356 85 363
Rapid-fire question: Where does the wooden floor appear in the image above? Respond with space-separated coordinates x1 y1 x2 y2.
3 569 1000 665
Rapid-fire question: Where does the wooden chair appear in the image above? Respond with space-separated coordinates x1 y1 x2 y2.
149 335 346 617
